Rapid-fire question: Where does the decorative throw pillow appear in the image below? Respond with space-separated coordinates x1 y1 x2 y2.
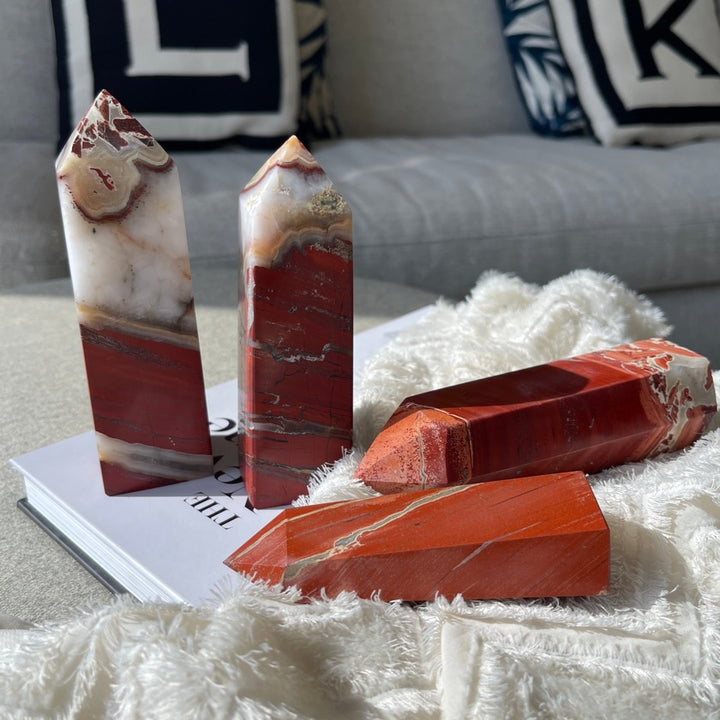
51 0 337 149
497 0 587 136
295 0 339 139
548 0 720 146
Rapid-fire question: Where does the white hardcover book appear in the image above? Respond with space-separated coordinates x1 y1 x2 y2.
11 307 432 606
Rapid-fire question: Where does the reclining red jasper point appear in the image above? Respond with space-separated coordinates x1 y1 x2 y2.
354 338 717 494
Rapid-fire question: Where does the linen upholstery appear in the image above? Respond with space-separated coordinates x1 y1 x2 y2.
0 1 58 141
322 0 530 137
171 136 720 296
0 141 66 287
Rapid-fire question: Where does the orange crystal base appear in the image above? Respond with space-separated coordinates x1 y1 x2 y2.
355 339 716 494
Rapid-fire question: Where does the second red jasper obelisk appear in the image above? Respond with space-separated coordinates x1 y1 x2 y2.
239 137 353 508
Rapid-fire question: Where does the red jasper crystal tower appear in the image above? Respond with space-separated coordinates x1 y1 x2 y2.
55 91 212 495
239 136 353 509
355 338 717 494
224 471 610 601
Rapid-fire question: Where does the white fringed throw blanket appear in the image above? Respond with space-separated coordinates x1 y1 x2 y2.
2 270 719 719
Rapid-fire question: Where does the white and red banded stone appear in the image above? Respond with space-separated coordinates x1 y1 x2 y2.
239 136 353 508
224 470 610 601
355 338 717 494
56 90 212 495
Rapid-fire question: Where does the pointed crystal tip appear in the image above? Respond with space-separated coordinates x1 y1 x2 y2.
58 90 164 162
244 135 320 190
56 90 171 221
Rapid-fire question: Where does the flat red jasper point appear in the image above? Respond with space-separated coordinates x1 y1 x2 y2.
355 338 717 494
224 471 610 601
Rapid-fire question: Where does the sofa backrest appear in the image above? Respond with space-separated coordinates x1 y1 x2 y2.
0 1 58 143
0 1 529 145
323 0 529 137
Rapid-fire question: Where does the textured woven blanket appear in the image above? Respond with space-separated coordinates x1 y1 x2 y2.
2 270 719 719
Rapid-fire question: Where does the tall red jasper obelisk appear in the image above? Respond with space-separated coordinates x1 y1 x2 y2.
56 91 212 495
239 136 353 508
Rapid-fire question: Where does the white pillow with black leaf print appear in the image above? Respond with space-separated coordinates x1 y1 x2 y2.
498 0 588 136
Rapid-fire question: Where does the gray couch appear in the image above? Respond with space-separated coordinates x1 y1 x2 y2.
2 1 720 363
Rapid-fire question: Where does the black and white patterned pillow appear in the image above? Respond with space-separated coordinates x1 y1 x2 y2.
549 0 720 146
295 0 339 140
498 0 587 136
51 0 337 149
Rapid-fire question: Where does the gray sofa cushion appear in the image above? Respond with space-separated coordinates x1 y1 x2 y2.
172 135 720 298
7 134 719 295
323 0 530 137
2 0 719 313
0 141 66 288
2 0 528 145
0 2 58 142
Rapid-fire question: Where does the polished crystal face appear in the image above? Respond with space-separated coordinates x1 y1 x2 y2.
57 91 196 333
